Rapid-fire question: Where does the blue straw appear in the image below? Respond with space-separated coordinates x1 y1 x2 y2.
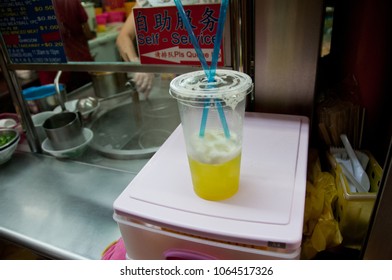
173 0 210 78
207 0 230 138
208 0 228 83
174 0 230 138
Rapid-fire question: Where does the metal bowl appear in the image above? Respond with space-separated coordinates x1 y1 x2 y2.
89 98 180 159
22 84 66 114
0 128 20 164
0 128 19 151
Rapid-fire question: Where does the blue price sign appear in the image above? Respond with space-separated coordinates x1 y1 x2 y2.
0 0 67 63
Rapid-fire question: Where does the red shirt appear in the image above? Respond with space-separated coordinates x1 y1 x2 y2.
52 0 94 62
39 0 94 87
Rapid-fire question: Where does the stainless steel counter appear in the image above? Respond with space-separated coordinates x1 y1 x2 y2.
0 151 138 259
0 74 178 259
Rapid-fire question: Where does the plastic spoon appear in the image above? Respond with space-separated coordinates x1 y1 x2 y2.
340 134 370 192
335 158 367 193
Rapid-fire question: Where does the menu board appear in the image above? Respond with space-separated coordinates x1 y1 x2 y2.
0 0 67 63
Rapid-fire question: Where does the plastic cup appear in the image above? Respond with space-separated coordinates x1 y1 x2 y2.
170 70 253 201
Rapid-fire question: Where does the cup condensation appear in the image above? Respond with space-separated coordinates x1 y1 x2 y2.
170 70 253 200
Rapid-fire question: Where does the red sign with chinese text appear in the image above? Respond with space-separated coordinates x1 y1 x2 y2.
133 4 224 66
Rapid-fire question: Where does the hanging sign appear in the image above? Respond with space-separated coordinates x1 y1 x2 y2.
0 0 67 63
134 3 224 66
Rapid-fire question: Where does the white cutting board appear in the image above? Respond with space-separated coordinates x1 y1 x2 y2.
114 112 309 250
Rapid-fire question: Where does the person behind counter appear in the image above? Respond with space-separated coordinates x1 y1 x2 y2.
116 0 218 97
39 0 95 92
116 0 157 97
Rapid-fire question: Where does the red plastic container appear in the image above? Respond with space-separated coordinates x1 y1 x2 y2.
107 11 125 23
96 14 108 25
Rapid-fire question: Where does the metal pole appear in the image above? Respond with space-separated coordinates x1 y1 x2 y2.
0 44 41 152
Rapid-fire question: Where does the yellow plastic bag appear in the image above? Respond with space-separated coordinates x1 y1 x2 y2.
301 151 343 259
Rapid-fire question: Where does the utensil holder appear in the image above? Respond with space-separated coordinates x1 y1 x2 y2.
328 151 382 248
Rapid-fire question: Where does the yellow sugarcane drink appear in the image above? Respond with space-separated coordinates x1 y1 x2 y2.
169 70 253 201
187 131 242 200
188 152 242 200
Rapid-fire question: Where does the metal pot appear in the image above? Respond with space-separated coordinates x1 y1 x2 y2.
89 72 127 98
22 84 66 114
43 111 85 150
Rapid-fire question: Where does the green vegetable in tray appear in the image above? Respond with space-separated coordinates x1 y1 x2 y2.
0 134 15 147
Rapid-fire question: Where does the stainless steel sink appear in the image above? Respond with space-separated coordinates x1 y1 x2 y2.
88 97 180 159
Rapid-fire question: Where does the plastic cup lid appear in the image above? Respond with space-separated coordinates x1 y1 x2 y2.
169 70 253 102
22 84 64 101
